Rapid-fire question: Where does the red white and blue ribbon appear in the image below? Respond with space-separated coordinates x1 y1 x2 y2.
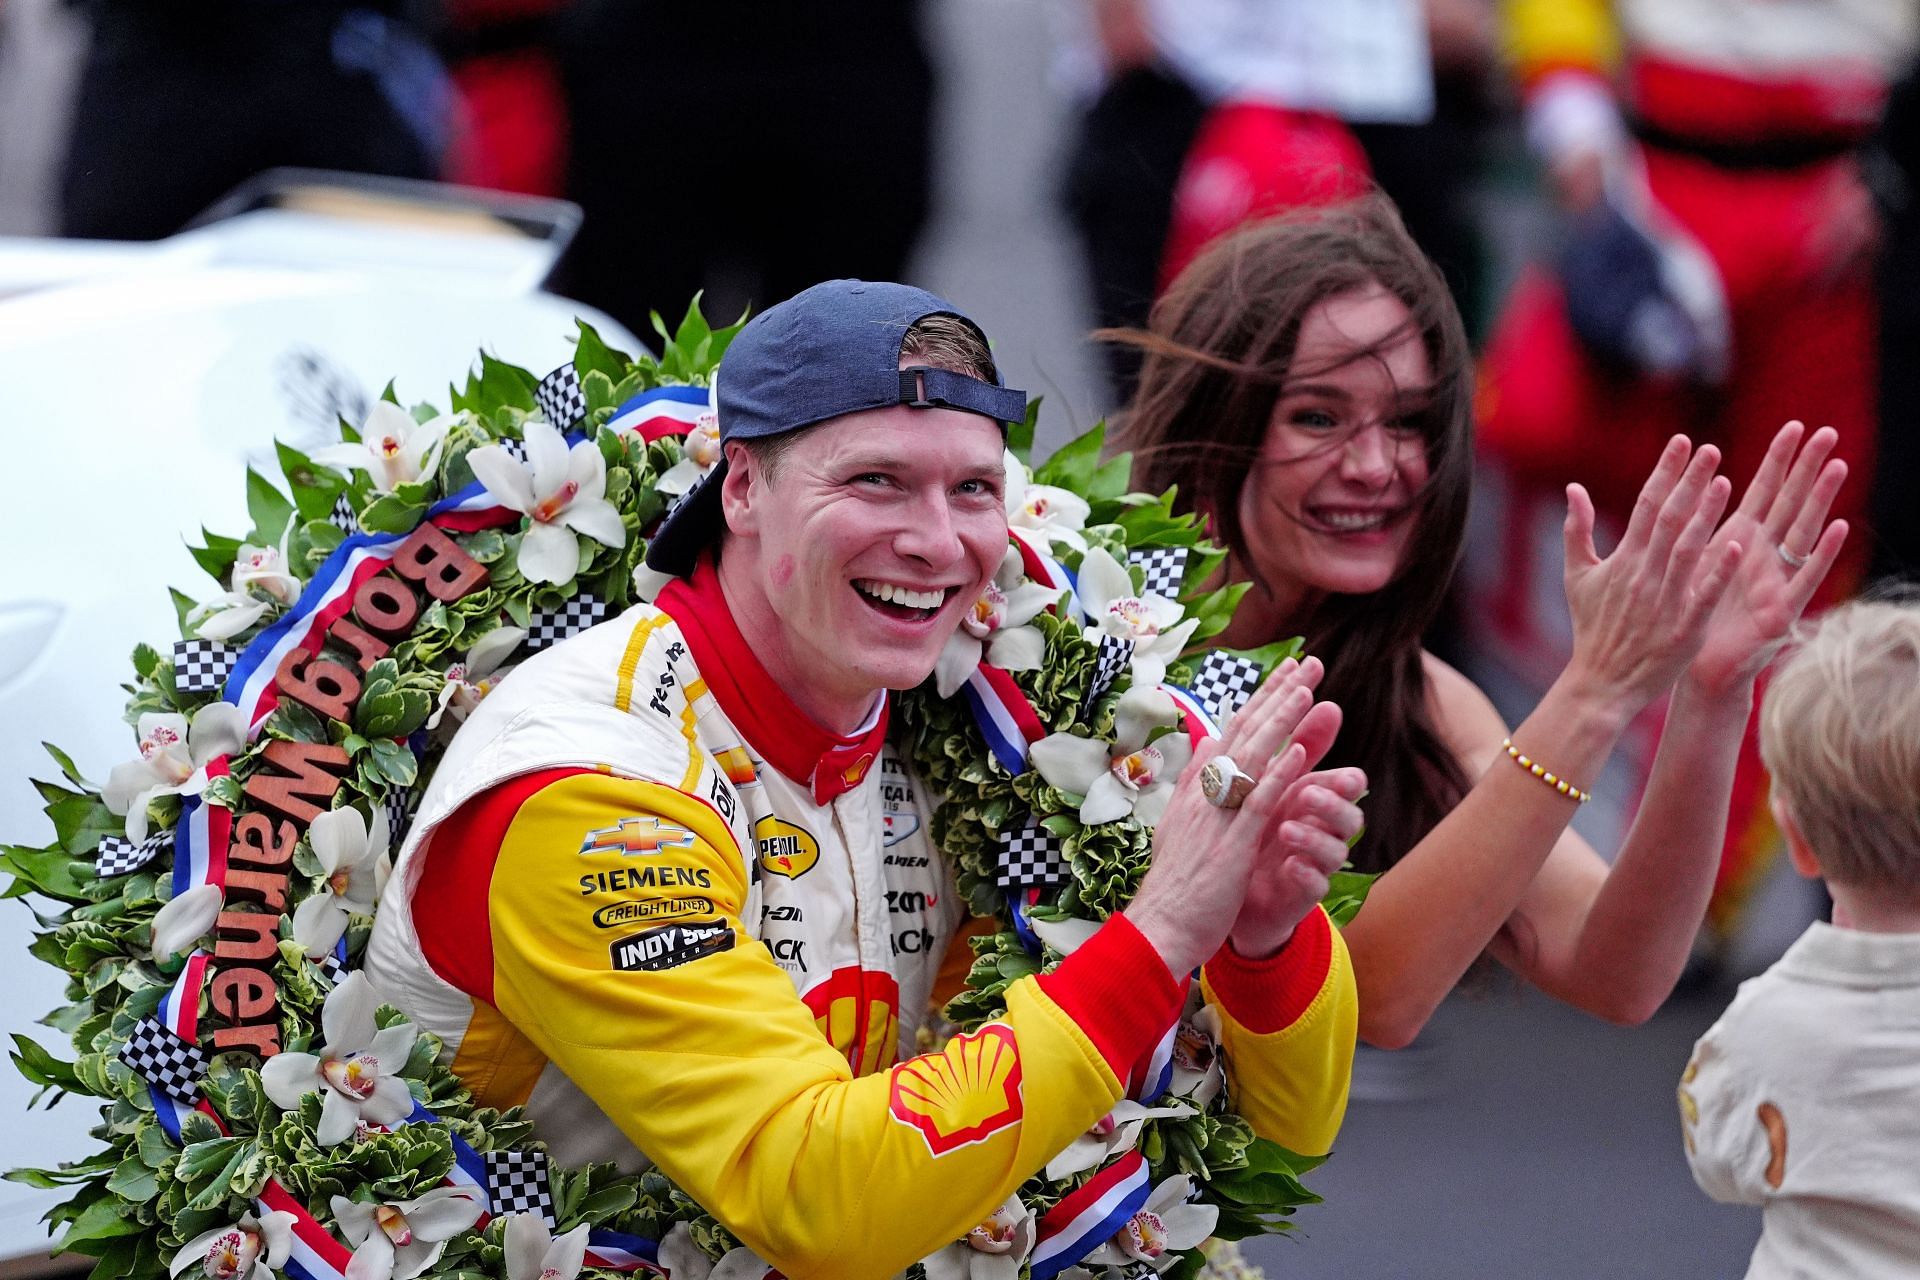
390 1100 493 1209
1125 1024 1177 1104
962 664 1049 776
1029 1149 1151 1280
222 481 519 733
1159 683 1222 747
583 1228 667 1275
1009 529 1082 622
607 385 709 442
258 1180 356 1280
149 950 214 1141
170 760 233 900
1006 886 1046 954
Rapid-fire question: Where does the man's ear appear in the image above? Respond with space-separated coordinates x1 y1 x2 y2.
719 440 758 536
1770 789 1822 880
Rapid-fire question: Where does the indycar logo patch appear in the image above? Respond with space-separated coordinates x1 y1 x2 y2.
609 921 733 972
579 816 697 857
888 1024 1023 1156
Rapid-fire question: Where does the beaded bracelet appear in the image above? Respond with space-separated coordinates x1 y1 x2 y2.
1502 738 1592 804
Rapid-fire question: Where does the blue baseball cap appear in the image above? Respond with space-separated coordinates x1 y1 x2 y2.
644 279 1027 577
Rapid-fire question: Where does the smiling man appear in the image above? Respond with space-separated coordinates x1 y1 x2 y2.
368 281 1363 1280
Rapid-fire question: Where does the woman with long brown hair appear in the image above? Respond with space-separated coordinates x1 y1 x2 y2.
1116 196 1849 1046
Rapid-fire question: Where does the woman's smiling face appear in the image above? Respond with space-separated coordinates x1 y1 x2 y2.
1235 285 1434 619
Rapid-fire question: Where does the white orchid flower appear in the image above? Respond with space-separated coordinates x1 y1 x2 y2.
104 703 248 842
1004 453 1091 555
632 561 676 604
314 401 451 494
1169 1005 1225 1109
468 418 627 585
187 591 273 643
656 1230 775 1280
427 625 525 729
1028 914 1099 956
708 1248 778 1280
330 1187 483 1280
260 972 417 1145
934 546 1058 697
1029 686 1191 827
655 411 722 497
1076 547 1199 689
231 534 303 607
150 883 224 963
168 1210 295 1280
921 1195 1036 1280
501 1215 589 1280
1044 1100 1195 1180
1086 1176 1218 1272
188 524 303 641
291 806 392 958
657 1224 710 1279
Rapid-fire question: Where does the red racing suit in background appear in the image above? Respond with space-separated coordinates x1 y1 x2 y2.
365 557 1357 1280
1476 0 1916 937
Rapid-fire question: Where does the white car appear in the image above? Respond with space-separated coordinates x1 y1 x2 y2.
0 172 642 1260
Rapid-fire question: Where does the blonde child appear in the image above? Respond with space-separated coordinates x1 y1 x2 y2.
1679 597 1920 1277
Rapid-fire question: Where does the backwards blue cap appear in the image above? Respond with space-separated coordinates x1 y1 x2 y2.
644 280 1027 576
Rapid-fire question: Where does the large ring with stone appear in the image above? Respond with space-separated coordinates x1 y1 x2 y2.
1200 756 1257 809
1776 543 1809 570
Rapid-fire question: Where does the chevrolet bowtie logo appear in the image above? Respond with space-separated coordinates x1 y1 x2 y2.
579 816 698 857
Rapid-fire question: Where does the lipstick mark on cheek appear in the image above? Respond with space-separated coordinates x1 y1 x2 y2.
771 555 796 589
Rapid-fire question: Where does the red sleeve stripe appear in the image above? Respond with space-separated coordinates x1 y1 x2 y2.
413 767 591 1008
1036 914 1183 1077
1201 907 1335 1035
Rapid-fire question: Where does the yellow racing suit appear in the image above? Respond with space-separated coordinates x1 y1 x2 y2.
366 557 1356 1279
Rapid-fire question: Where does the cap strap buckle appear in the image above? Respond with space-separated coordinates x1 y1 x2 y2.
896 366 1027 426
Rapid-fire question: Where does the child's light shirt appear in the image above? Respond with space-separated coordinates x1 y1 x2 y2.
1681 921 1920 1278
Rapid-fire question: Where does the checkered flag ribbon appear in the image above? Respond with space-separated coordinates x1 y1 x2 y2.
484 1149 556 1228
329 492 359 533
118 1018 208 1105
315 951 348 984
1190 652 1264 720
174 638 238 697
96 830 173 878
525 594 610 653
498 437 529 465
996 818 1069 888
382 787 419 847
535 363 587 432
1128 546 1190 599
1082 633 1135 716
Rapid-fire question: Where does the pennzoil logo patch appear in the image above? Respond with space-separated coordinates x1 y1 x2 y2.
754 816 820 880
609 921 734 972
888 1024 1023 1156
579 816 697 857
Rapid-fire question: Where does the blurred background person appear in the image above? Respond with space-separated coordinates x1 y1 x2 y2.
1470 0 1916 958
58 0 453 240
435 0 570 199
550 1 934 337
1057 0 1501 398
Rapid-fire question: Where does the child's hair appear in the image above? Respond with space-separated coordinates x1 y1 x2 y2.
1760 594 1920 892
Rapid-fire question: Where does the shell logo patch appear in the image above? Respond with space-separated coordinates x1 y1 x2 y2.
579 816 697 857
888 1024 1023 1156
841 752 875 787
754 815 820 879
801 966 901 1076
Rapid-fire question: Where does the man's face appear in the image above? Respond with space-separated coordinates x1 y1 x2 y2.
720 403 1009 723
